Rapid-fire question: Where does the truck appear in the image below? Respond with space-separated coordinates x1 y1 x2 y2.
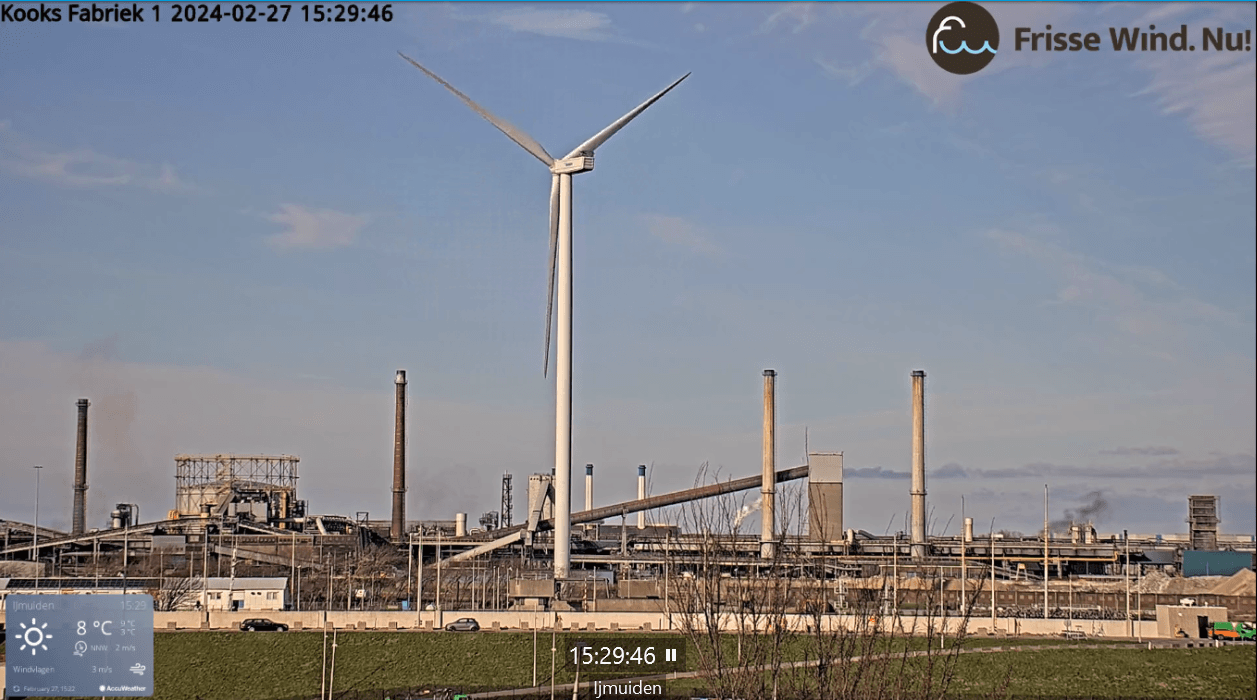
1209 621 1256 641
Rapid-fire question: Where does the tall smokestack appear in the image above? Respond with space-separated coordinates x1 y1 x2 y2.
911 370 927 559
72 398 90 535
585 464 594 512
391 370 407 542
637 465 646 529
761 369 777 559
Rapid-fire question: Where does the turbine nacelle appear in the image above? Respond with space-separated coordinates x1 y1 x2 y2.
551 155 594 175
397 51 686 381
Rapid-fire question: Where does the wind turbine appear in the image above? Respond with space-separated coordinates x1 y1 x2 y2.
398 53 688 580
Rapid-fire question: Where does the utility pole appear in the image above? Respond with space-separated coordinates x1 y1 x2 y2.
892 532 899 617
990 519 996 632
328 629 338 699
320 627 328 700
1044 484 1049 621
33 465 43 592
436 529 443 629
1124 529 1131 638
961 496 966 616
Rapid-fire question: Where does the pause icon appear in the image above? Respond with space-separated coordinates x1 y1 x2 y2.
665 648 676 662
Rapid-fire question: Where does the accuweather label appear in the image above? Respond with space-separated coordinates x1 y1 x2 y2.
5 594 154 698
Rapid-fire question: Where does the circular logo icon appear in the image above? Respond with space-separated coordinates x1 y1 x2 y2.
926 2 1000 75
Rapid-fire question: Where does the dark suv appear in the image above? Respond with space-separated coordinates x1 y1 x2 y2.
240 618 288 632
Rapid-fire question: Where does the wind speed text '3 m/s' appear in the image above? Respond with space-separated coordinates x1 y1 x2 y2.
1016 24 1253 53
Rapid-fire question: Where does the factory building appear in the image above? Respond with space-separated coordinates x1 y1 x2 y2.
1 372 1252 626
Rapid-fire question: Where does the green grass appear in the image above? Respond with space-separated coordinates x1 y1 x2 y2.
668 644 1256 700
947 645 1256 699
3 633 1251 700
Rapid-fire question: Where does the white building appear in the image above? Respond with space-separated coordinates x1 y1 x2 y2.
199 577 289 611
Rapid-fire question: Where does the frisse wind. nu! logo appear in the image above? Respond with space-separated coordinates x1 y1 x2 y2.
927 2 1000 75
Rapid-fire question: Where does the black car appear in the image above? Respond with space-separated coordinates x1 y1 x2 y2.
444 617 480 632
240 618 288 632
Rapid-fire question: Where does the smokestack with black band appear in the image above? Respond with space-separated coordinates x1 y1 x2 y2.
391 370 407 542
761 369 777 559
911 370 927 559
585 464 594 512
637 465 646 529
72 398 90 535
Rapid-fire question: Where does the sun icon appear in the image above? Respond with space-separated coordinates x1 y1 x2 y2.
17 617 53 656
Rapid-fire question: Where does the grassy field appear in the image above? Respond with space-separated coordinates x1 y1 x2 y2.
2 632 1252 700
943 646 1256 699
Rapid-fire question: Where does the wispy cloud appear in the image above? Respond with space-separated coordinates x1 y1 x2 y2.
969 453 1254 480
759 3 817 35
0 121 197 192
451 6 644 45
814 57 873 87
983 227 1248 357
847 466 909 479
1134 50 1256 167
1100 446 1180 457
265 204 369 251
642 214 723 259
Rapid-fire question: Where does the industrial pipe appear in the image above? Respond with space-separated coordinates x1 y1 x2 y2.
585 464 594 513
910 370 927 559
72 398 90 535
439 465 812 564
761 369 776 559
392 370 407 542
636 465 646 529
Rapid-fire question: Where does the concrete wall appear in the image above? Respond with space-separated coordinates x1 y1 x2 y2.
132 610 1158 639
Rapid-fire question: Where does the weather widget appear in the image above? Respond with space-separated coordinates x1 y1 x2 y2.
5 594 154 697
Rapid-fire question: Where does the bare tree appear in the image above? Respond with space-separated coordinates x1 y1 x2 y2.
666 463 1012 700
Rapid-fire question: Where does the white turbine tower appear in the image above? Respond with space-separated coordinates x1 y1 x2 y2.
399 53 688 581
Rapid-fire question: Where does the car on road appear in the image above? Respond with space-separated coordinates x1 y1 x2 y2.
444 617 480 632
240 618 288 632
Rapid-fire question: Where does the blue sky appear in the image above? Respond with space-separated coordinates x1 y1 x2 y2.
2 2 1254 538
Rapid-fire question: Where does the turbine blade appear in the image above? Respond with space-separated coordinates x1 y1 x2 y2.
563 73 691 159
543 174 560 377
398 52 554 166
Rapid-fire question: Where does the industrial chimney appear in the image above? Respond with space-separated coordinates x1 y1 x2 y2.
637 465 647 529
761 369 777 559
72 398 90 535
391 370 407 542
910 370 927 559
963 517 974 543
585 464 594 512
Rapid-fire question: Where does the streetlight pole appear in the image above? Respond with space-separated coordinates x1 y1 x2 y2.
33 465 43 591
989 518 997 633
1044 484 1049 621
960 496 966 617
1124 529 1131 638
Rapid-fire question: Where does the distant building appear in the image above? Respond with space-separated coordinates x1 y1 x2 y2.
0 576 289 612
199 577 289 611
